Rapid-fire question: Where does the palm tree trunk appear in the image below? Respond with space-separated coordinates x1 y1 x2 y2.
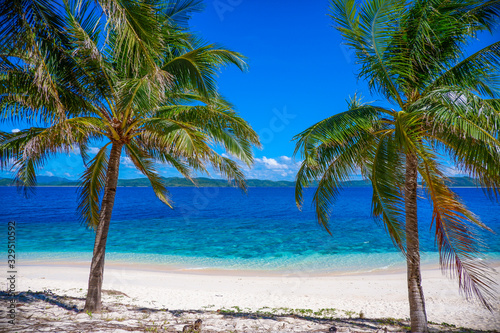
84 142 123 313
405 152 428 333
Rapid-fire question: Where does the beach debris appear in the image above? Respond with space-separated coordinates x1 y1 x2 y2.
182 318 202 332
329 326 337 332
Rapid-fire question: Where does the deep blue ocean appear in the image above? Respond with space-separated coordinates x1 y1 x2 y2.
1 186 499 272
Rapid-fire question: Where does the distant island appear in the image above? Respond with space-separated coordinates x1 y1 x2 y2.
0 175 480 188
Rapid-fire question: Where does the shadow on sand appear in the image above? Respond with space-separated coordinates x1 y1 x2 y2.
0 290 495 333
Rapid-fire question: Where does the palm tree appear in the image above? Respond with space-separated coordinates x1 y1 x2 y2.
0 0 259 312
294 0 500 331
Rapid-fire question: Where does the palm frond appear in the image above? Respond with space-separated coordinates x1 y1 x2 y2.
0 128 63 196
206 152 247 192
1 115 104 195
140 146 193 180
162 45 247 98
165 103 259 164
460 0 500 34
63 0 116 107
139 117 210 158
418 151 497 310
0 0 67 55
77 144 110 229
294 104 381 210
294 101 383 232
161 0 204 28
420 89 500 144
369 132 407 251
116 70 172 123
98 0 161 74
125 141 172 208
426 41 500 97
420 92 500 199
329 0 407 106
294 104 385 159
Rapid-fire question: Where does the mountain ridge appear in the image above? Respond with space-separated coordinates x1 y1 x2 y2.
0 176 480 188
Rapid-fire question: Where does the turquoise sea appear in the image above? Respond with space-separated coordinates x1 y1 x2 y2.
1 186 499 273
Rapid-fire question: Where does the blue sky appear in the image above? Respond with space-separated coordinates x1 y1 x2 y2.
1 0 499 181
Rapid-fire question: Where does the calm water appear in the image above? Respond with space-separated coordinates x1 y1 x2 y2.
1 186 499 272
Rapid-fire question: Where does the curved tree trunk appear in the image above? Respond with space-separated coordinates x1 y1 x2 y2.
405 152 428 333
84 142 123 313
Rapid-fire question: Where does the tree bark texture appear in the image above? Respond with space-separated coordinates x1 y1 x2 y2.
405 152 428 333
84 142 123 312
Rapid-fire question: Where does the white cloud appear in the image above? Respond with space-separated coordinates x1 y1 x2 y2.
11 129 20 133
121 157 135 168
88 147 100 154
64 172 73 178
245 155 301 180
255 156 288 170
443 165 466 177
45 171 54 177
158 155 302 181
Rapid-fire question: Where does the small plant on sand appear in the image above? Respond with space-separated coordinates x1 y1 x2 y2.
376 318 398 326
231 306 243 313
255 308 274 317
313 308 337 318
294 308 313 316
343 310 356 319
144 321 168 333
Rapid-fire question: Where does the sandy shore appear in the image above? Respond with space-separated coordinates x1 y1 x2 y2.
2 261 499 332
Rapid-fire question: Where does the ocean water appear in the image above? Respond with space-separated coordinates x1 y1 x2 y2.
1 186 499 273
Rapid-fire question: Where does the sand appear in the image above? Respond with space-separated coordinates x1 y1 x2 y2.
1 260 499 332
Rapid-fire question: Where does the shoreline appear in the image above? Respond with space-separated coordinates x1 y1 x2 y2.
19 258 425 277
18 252 500 277
7 260 500 331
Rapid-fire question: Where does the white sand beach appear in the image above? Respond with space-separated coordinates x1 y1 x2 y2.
1 260 499 332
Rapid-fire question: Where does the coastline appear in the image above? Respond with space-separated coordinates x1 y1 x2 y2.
18 257 421 277
8 260 500 331
18 250 500 275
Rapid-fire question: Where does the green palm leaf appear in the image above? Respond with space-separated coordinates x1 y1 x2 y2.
418 155 497 310
78 145 110 229
125 141 172 208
